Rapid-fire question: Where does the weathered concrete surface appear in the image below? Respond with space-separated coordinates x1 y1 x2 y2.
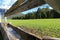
45 0 60 13
0 23 21 40
0 23 9 40
43 36 60 40
5 0 25 16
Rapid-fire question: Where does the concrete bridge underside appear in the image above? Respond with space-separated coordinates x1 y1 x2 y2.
5 0 60 16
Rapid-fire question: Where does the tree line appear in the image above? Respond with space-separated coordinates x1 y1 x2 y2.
12 8 60 19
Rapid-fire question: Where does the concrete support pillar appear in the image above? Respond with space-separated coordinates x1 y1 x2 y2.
3 17 7 28
4 17 7 23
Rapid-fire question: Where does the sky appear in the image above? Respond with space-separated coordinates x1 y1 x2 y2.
0 0 17 9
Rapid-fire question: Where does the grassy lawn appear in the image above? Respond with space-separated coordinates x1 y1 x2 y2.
8 19 60 38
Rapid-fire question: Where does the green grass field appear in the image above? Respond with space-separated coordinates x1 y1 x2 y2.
8 19 60 38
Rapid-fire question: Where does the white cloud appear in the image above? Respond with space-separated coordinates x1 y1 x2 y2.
0 0 17 9
2 0 11 5
0 5 11 9
49 7 53 9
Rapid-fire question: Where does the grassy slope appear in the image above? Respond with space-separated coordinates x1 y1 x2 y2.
8 19 60 38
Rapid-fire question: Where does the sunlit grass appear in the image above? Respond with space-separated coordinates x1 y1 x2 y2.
8 19 60 38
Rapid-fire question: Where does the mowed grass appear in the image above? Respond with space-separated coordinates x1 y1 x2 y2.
8 19 60 38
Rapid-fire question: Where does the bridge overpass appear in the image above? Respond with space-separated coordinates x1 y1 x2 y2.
5 0 45 16
0 0 60 40
5 0 60 17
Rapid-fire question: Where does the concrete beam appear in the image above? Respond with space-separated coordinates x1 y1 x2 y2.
45 0 60 13
5 0 60 16
5 0 45 16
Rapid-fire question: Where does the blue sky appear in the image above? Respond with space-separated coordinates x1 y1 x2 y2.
0 0 17 9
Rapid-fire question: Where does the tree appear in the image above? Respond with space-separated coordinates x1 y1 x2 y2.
36 8 42 18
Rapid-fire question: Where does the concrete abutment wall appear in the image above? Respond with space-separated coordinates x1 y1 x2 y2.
8 23 41 40
0 23 9 40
